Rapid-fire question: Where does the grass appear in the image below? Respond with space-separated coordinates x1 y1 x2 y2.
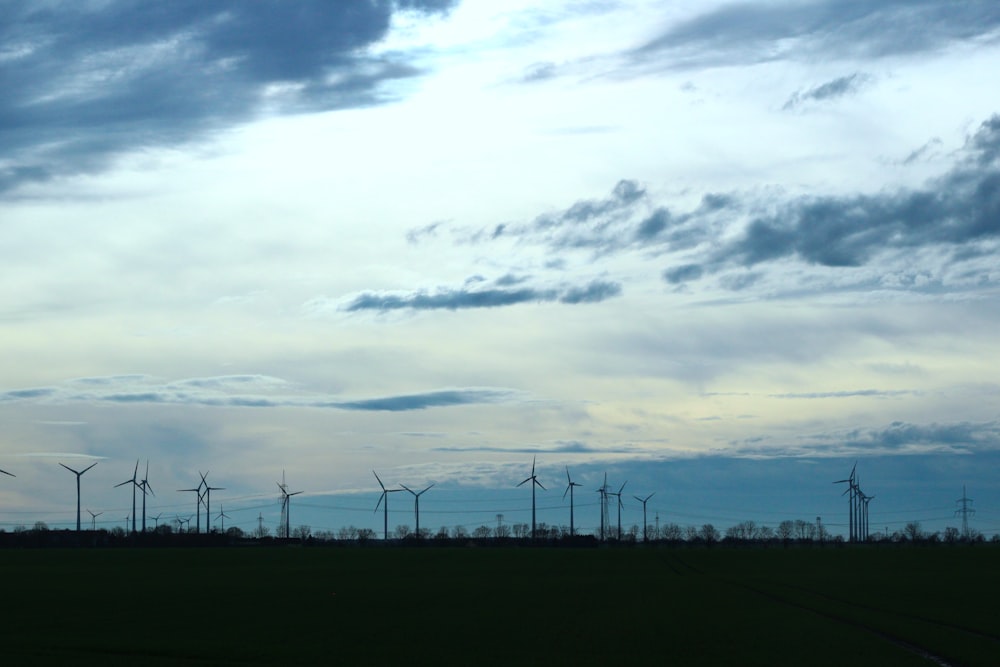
0 544 996 665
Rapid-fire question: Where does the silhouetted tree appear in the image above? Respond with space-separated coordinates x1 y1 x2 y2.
472 525 492 539
660 523 683 542
293 525 311 540
903 521 923 542
435 526 450 540
776 520 795 542
451 525 468 539
699 524 720 545
494 523 511 539
394 524 412 539
944 527 960 544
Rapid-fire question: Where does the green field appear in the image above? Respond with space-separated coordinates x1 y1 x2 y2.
1 545 997 665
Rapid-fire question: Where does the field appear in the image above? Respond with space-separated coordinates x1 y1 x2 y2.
1 544 997 665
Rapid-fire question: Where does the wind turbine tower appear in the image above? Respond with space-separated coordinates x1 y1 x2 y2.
115 460 140 534
833 463 857 542
633 492 655 542
277 471 302 539
609 481 627 541
138 460 154 533
60 461 98 532
596 473 609 541
373 471 402 540
200 472 224 533
563 467 582 537
178 474 207 534
516 456 545 539
401 483 434 539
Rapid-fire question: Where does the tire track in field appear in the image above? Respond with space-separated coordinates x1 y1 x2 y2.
671 554 959 667
770 580 1000 647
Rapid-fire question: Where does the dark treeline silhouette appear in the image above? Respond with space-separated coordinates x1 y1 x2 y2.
0 518 993 549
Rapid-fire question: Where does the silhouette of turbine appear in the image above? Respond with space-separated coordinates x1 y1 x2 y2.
833 462 857 542
608 481 627 541
60 461 98 532
178 472 208 533
215 505 231 532
401 483 434 539
87 509 103 531
516 456 545 539
633 492 655 542
138 460 154 533
199 472 224 534
563 467 582 537
373 471 402 540
596 472 609 541
150 512 162 530
277 471 302 539
115 460 140 534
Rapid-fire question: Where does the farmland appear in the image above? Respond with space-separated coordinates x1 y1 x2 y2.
0 545 997 665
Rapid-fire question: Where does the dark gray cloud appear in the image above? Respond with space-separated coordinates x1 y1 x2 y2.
843 420 1000 452
783 73 870 110
331 389 514 411
712 115 1000 271
341 279 622 312
634 0 1000 68
458 115 999 294
2 376 518 412
769 389 918 399
0 0 457 195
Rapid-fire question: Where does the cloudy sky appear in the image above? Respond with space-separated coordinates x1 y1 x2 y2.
2 0 999 539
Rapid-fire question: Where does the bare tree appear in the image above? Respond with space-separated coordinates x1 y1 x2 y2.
699 524 720 545
450 525 468 539
394 524 412 540
660 523 683 541
903 521 923 542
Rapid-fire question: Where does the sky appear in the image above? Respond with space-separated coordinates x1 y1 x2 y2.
2 0 999 540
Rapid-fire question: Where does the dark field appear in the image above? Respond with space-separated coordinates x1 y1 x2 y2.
1 545 997 665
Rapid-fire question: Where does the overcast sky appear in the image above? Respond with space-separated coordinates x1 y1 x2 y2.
2 0 999 539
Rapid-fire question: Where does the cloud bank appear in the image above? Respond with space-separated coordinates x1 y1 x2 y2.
0 0 456 195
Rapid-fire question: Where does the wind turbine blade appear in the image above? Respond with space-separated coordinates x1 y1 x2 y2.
531 455 536 476
373 471 386 492
566 466 571 484
400 484 414 495
420 483 434 494
618 481 627 494
114 480 133 488
375 492 385 512
132 459 139 479
516 477 530 487
563 486 570 500
535 479 546 491
0 469 13 477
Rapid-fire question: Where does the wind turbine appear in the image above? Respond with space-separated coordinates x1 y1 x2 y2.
87 509 103 531
373 471 402 540
138 460 154 533
833 462 857 542
215 505 231 532
115 460 140 534
609 480 627 541
60 461 98 532
633 492 655 542
400 483 434 539
596 473 609 541
178 473 208 533
150 513 162 530
199 472 224 533
516 456 545 539
277 471 302 539
563 467 582 537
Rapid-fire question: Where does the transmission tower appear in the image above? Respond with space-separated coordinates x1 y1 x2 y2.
955 485 975 539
